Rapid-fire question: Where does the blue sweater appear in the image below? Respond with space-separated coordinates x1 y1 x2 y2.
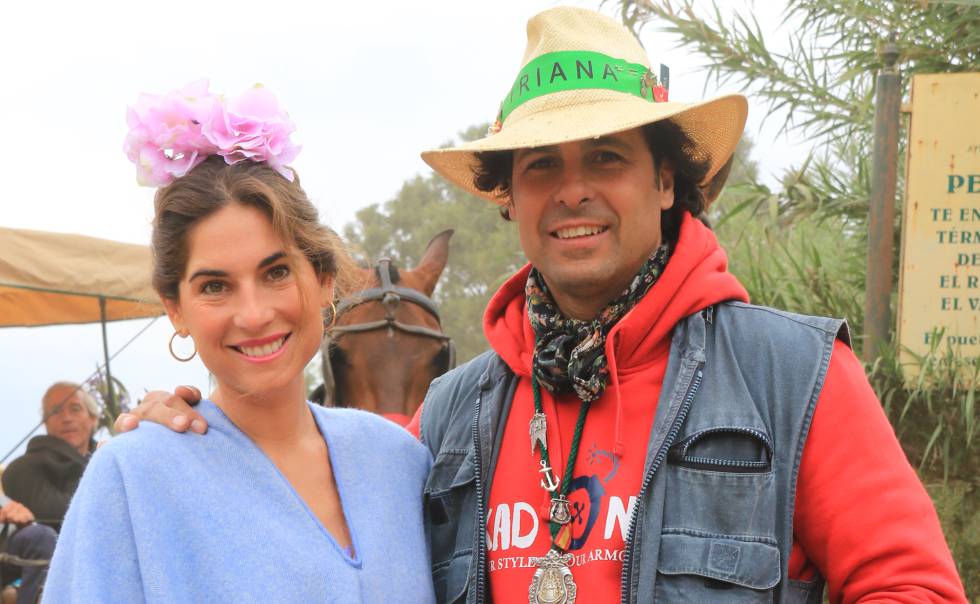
44 401 435 603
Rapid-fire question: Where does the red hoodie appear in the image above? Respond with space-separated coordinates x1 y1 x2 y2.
409 214 965 602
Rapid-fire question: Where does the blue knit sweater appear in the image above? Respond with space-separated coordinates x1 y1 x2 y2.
44 401 435 603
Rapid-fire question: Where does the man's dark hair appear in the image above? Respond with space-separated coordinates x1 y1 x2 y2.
471 119 711 243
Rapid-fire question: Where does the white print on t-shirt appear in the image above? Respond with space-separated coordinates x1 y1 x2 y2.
486 495 638 552
488 548 629 572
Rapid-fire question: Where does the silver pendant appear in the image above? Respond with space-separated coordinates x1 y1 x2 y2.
529 412 548 454
550 496 572 525
529 548 576 604
539 460 560 493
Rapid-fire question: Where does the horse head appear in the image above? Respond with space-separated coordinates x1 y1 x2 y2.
320 230 453 424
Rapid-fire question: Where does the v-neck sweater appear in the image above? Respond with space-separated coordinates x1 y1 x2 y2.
44 401 435 603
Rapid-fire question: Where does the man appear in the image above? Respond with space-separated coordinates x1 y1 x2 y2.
124 7 965 602
414 8 962 602
1 382 99 604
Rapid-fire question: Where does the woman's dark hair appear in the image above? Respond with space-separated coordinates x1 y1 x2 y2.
151 156 356 301
472 119 711 243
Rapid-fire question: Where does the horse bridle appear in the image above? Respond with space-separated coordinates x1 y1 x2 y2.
321 258 456 405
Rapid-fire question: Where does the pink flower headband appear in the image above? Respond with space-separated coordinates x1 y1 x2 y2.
124 80 301 187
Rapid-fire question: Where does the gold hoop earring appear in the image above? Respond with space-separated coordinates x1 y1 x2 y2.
168 331 197 362
324 301 338 331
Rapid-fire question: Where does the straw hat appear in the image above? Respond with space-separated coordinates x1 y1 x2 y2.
421 6 748 206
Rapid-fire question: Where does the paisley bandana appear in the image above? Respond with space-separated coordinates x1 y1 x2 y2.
527 245 672 402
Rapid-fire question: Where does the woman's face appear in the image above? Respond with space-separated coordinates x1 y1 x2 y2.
164 202 332 403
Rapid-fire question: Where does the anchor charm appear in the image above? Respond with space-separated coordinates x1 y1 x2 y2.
539 460 560 493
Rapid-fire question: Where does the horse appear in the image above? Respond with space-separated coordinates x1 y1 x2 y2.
317 230 454 425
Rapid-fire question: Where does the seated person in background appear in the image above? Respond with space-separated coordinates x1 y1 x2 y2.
2 382 98 530
1 382 98 604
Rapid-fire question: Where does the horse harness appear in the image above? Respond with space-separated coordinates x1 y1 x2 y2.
321 258 456 406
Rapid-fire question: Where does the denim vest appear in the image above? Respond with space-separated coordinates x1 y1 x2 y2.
420 302 848 603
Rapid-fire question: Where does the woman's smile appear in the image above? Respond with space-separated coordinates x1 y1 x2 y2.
230 332 292 362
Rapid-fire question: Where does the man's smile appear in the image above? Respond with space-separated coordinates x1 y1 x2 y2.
551 224 609 240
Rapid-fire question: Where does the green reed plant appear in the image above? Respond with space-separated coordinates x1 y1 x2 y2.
867 332 978 481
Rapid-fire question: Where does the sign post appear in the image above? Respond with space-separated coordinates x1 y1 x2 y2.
864 39 900 362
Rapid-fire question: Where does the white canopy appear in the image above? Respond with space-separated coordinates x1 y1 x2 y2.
0 226 163 327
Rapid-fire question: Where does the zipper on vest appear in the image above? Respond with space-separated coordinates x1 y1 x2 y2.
675 426 772 451
619 361 704 604
670 455 770 473
669 426 773 473
472 388 487 603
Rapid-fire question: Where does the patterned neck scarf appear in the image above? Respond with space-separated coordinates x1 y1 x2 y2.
527 245 671 402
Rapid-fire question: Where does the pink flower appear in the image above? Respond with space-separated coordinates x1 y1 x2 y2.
124 81 302 187
203 85 301 182
651 85 669 103
123 80 218 187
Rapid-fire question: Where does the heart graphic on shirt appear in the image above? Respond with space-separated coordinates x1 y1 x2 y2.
565 474 606 550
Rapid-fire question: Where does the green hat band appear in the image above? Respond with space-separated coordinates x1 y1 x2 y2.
495 50 668 126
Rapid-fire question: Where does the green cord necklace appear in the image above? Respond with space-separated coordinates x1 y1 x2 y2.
528 368 590 603
530 369 592 544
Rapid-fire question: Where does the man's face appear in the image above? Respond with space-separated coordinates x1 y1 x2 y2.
43 386 98 454
509 127 674 319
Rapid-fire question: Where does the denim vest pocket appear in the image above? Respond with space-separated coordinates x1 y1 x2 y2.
659 432 779 601
431 549 474 604
664 426 777 539
424 449 476 603
655 532 780 602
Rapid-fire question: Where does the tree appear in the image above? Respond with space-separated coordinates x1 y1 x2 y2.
343 125 524 363
607 0 980 227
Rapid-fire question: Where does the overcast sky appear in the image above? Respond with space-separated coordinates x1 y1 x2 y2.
0 0 806 462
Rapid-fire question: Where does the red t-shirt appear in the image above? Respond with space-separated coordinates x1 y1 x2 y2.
484 358 667 600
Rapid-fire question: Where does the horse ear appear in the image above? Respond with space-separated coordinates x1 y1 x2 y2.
411 229 453 297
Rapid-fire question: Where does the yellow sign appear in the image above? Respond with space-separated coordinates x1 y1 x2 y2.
897 73 980 373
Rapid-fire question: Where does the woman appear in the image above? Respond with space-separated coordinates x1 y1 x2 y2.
43 82 435 603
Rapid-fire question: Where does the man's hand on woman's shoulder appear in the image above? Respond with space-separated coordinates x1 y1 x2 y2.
114 385 209 434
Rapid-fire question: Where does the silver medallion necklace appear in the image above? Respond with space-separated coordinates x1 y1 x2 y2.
527 372 591 604
529 549 577 604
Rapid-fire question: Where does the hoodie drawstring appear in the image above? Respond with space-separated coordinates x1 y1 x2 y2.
606 336 626 457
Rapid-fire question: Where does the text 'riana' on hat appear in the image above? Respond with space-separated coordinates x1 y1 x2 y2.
421 6 748 208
